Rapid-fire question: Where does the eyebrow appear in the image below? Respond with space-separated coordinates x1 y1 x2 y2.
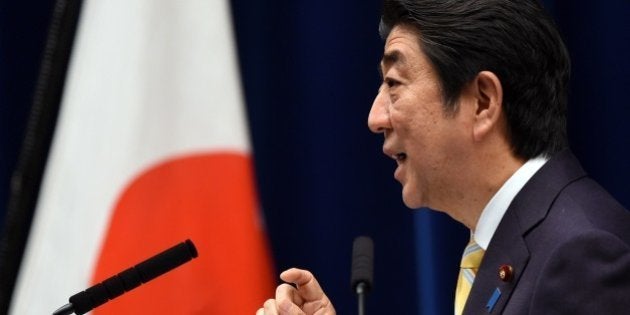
378 50 404 79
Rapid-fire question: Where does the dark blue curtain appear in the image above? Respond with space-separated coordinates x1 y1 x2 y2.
0 2 55 232
1 1 628 314
230 1 420 313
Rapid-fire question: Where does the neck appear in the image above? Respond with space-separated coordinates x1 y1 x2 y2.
448 149 525 231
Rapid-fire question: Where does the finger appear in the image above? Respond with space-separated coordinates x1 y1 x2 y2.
302 299 334 315
276 283 304 307
263 298 278 315
276 284 306 315
256 308 265 315
277 298 306 315
280 268 325 302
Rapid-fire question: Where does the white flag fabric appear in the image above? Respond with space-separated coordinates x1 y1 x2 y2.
10 0 274 314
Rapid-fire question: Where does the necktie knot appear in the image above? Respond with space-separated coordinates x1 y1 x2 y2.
460 240 484 269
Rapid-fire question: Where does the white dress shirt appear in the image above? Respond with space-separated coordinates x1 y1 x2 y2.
473 156 549 250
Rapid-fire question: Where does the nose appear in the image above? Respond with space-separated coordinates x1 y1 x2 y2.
368 87 391 134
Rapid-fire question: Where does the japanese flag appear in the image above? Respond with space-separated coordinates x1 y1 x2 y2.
10 0 275 314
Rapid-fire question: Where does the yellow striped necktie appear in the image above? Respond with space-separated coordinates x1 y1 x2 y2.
455 239 485 315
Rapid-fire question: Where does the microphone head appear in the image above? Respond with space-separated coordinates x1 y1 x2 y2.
66 239 198 315
350 236 374 293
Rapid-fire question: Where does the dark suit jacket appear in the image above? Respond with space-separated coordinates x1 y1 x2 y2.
464 150 630 314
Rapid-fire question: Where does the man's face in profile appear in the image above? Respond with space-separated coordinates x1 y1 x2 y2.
368 24 473 212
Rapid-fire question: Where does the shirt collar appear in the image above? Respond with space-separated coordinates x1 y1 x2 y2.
473 155 549 250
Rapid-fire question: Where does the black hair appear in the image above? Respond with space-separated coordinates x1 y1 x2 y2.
380 0 570 159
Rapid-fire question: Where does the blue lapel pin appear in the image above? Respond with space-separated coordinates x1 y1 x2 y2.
485 288 501 312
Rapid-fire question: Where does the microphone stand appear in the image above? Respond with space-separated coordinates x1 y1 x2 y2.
351 236 373 315
356 282 367 315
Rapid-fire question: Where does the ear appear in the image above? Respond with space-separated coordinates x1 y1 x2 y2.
470 71 503 142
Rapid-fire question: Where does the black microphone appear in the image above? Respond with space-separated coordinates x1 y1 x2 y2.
52 239 198 315
350 236 373 315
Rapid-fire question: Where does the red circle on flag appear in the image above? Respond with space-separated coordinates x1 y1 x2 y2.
91 152 275 314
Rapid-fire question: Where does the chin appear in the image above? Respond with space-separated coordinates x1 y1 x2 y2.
401 190 423 209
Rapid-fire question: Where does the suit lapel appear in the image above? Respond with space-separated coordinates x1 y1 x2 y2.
463 150 587 314
463 211 529 314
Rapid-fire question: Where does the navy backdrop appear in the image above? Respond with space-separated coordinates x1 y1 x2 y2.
1 1 628 314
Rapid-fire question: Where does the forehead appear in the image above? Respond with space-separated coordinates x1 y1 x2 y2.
380 25 426 74
384 24 421 51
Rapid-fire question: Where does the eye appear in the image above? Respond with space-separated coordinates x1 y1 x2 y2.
384 78 400 103
385 78 400 88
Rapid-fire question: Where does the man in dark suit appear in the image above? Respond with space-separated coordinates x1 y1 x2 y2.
257 1 630 314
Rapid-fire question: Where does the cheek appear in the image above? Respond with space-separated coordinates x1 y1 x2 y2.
389 105 422 135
